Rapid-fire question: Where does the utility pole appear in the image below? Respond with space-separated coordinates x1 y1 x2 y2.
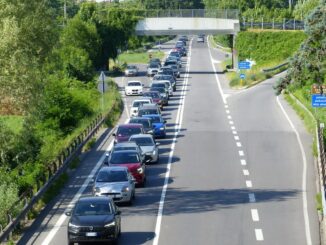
64 0 67 26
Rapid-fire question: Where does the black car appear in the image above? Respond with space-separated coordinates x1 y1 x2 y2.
149 87 169 105
153 74 176 91
66 196 121 245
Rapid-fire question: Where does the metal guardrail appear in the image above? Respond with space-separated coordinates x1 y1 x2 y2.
241 19 304 30
0 100 121 242
135 9 239 19
318 122 326 189
262 62 288 73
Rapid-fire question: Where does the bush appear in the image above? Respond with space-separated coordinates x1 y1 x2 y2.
0 182 19 227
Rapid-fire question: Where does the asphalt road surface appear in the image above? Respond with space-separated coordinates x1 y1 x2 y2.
19 37 320 245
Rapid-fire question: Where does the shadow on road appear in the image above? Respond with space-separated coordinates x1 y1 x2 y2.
119 231 155 244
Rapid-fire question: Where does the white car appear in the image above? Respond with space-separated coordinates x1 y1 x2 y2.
125 81 143 96
130 98 153 117
125 65 139 77
147 63 160 76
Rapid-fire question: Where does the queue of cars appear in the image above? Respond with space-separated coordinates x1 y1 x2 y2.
66 36 188 245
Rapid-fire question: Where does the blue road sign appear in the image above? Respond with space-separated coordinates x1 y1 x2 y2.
312 94 326 107
240 74 246 79
238 61 251 70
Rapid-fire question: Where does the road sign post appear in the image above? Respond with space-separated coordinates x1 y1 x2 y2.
98 71 107 112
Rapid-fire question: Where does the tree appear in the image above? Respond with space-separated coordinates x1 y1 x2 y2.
0 0 58 113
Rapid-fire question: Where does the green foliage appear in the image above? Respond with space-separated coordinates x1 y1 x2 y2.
83 137 97 152
293 0 320 20
213 35 233 48
235 30 307 66
117 51 165 64
41 172 68 204
203 0 289 11
135 0 204 9
242 7 293 22
0 181 19 227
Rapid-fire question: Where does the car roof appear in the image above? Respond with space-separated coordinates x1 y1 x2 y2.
114 141 139 147
132 98 151 103
139 104 159 109
129 134 153 139
127 80 141 84
142 114 162 118
118 123 143 128
129 117 150 121
99 166 128 172
78 196 113 203
111 149 138 154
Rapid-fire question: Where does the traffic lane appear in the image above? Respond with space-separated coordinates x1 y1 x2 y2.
157 39 257 244
227 78 319 244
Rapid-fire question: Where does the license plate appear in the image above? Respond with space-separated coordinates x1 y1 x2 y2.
86 232 97 237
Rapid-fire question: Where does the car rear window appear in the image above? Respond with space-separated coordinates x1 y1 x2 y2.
97 170 128 182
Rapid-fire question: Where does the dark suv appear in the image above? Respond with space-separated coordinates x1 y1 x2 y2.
66 196 121 245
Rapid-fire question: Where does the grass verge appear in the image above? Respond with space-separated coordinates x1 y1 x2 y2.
115 50 165 65
0 115 24 133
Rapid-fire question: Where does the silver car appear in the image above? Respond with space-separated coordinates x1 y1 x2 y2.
129 134 160 163
93 166 136 205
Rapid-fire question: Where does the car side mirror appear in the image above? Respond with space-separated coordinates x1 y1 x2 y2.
156 142 160 146
147 130 153 134
90 178 95 183
164 120 167 123
112 133 116 137
65 212 71 216
116 210 121 215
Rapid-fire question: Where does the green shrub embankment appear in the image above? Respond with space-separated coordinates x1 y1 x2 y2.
227 30 307 88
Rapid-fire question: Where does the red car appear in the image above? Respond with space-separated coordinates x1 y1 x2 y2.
142 91 163 109
113 124 145 144
107 150 147 186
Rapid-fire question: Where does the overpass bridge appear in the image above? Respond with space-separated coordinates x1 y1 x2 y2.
134 9 240 68
135 9 240 36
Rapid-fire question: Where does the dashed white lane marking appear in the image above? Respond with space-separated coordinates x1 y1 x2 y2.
251 209 260 221
249 193 256 203
255 229 264 241
232 130 237 135
153 39 192 245
246 180 253 188
234 136 239 140
236 142 242 147
239 150 244 156
243 169 249 176
225 105 228 108
229 121 234 125
227 115 232 119
226 110 230 114
231 126 236 130
241 159 247 165
276 96 312 245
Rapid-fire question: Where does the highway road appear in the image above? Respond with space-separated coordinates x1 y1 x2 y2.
19 37 320 245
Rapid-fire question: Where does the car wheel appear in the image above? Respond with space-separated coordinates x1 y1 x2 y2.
140 178 146 187
68 241 74 245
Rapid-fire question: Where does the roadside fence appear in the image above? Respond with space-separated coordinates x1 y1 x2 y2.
0 100 121 243
241 18 304 30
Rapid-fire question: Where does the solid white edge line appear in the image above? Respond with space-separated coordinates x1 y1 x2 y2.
207 35 226 104
251 209 259 222
243 169 249 176
152 39 192 245
276 96 312 245
239 151 244 156
241 159 247 165
236 142 242 147
255 229 264 241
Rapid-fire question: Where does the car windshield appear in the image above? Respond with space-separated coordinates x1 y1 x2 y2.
150 116 161 123
117 127 142 136
130 137 154 146
171 65 178 70
139 109 158 116
110 152 140 164
149 64 159 68
143 92 159 98
152 83 166 88
129 119 150 128
96 170 128 183
128 82 141 86
74 201 112 216
132 101 148 107
150 87 165 93
127 66 136 69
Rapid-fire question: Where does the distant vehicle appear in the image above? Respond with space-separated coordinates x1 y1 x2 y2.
142 91 163 109
113 124 145 144
158 66 176 79
197 35 205 43
125 81 143 96
93 166 136 205
107 150 148 186
66 196 121 245
125 65 139 76
147 63 160 77
165 55 182 68
150 58 161 65
107 141 144 163
153 74 176 91
129 134 160 163
128 117 153 134
149 87 169 105
169 64 180 78
130 98 152 117
151 81 173 96
142 114 167 138
138 104 162 117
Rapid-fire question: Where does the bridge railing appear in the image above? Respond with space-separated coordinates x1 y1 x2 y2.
241 19 304 30
135 9 239 19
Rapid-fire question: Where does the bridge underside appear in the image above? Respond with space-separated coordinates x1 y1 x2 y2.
135 17 240 36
